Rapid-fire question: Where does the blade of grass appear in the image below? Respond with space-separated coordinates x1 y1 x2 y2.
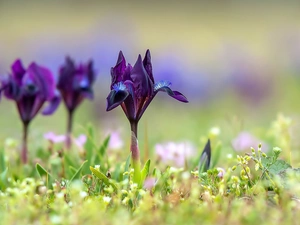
139 159 151 188
123 154 131 181
90 166 117 192
69 160 88 183
36 163 53 188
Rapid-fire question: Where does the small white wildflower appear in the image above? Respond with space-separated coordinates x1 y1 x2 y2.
80 191 88 199
169 167 184 174
103 196 112 204
38 186 47 195
227 154 233 159
122 197 129 205
94 165 101 170
139 189 146 196
209 127 220 137
56 192 64 199
4 138 18 148
50 215 62 224
181 171 191 180
130 183 138 191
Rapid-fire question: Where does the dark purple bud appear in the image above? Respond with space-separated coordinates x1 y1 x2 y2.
42 91 61 115
57 56 96 112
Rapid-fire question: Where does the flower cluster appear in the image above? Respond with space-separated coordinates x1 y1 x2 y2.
0 50 187 172
0 57 96 162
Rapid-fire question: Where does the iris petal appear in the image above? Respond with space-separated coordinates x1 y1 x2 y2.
42 91 61 115
27 63 56 100
57 57 76 90
170 91 189 103
154 81 188 103
11 59 26 85
131 55 153 97
111 51 127 86
86 60 96 84
143 49 154 83
82 88 94 100
3 77 21 100
106 89 129 111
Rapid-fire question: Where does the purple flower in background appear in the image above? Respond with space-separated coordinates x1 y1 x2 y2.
232 131 269 152
106 50 188 183
155 142 196 168
143 177 156 190
44 132 66 143
74 134 87 149
0 59 60 163
217 167 226 179
57 57 96 148
44 132 87 149
106 131 124 150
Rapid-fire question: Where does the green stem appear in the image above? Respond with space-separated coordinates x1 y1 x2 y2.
130 121 141 184
21 121 29 164
66 110 74 149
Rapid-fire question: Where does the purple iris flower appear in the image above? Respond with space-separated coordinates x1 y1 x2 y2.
0 59 60 163
106 49 188 184
107 50 188 134
57 57 96 148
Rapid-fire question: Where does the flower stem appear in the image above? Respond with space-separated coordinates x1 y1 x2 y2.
66 110 74 149
130 121 138 138
21 121 29 164
130 121 141 184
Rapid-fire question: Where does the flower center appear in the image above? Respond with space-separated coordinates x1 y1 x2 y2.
154 80 171 91
113 82 126 92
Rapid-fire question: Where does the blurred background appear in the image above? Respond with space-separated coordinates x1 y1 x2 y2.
1 0 300 165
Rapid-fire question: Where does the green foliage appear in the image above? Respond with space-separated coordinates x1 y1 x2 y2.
0 147 5 172
1 122 300 224
0 168 8 190
36 163 53 189
123 154 131 181
140 159 151 188
69 160 88 183
90 166 118 192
